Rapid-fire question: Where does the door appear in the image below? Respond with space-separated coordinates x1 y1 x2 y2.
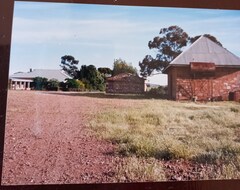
193 78 212 101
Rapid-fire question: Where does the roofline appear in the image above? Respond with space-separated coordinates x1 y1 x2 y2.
167 36 240 69
60 70 73 79
10 79 33 82
167 36 205 67
107 73 145 81
162 64 189 73
163 64 240 73
10 76 34 79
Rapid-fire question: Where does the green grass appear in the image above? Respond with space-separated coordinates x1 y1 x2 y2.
90 100 240 179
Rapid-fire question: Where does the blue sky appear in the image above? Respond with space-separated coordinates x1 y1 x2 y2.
10 2 240 85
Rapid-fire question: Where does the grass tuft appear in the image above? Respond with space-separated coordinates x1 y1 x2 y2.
114 156 166 182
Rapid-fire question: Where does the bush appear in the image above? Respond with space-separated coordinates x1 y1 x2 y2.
32 77 48 90
46 79 59 91
60 79 85 91
146 86 168 99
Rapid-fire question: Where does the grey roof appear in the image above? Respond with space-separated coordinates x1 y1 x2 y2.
169 36 240 66
10 69 72 81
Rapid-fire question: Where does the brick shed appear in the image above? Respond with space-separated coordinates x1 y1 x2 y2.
163 36 240 101
106 73 146 94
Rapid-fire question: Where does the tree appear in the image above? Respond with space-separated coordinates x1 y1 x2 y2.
78 65 105 91
60 55 79 78
139 25 189 77
98 67 112 76
189 34 223 47
139 26 222 77
112 58 138 76
98 67 113 83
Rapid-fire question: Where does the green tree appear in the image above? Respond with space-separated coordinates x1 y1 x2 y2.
139 25 189 77
112 58 138 76
33 77 48 90
78 65 105 91
60 55 79 78
139 26 223 77
98 67 112 83
98 67 112 76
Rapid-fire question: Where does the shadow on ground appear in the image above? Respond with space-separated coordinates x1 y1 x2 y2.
43 91 166 100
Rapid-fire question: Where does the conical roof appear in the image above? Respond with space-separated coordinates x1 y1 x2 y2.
166 36 240 71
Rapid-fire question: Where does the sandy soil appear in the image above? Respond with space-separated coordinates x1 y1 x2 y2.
2 90 138 185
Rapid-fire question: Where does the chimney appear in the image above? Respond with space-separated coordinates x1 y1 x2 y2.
30 68 32 72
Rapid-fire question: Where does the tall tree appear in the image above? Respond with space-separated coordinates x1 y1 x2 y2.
60 55 79 78
113 58 138 76
139 26 223 77
139 25 189 77
78 65 105 91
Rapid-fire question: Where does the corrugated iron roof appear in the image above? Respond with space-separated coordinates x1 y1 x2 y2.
10 69 72 82
169 36 240 66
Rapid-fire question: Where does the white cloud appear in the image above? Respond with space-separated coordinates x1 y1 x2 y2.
12 17 159 45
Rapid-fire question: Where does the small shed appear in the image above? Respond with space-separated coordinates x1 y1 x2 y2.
106 73 146 94
163 36 240 101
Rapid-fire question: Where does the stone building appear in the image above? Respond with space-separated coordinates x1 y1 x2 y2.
9 69 71 90
106 73 146 94
163 36 240 101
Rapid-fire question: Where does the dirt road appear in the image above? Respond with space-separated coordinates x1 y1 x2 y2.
2 90 136 185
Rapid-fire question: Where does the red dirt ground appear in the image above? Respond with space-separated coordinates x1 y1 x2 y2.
2 90 139 185
2 90 224 184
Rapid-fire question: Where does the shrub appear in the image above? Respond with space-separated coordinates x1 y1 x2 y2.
230 107 239 113
60 79 85 91
146 86 168 99
46 79 59 91
32 77 48 90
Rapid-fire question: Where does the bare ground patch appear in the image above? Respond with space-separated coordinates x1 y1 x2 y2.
2 90 138 184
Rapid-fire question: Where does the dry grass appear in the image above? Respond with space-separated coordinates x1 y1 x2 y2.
90 100 240 179
113 156 166 182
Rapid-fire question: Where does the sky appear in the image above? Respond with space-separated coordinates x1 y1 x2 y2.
9 2 240 85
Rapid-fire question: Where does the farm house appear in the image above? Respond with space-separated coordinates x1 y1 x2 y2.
106 73 146 94
9 69 71 90
163 36 240 101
